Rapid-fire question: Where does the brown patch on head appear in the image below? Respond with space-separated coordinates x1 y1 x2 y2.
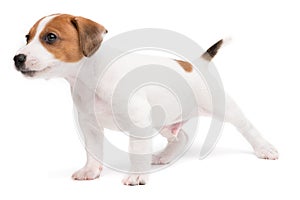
38 14 84 62
174 59 193 72
38 14 107 62
71 17 107 57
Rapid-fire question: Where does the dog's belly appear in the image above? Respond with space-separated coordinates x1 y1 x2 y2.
92 87 212 132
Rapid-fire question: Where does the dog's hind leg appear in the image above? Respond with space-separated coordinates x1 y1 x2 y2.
152 122 188 165
224 96 279 159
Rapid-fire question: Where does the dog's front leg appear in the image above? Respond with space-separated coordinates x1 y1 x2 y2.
122 136 152 186
72 113 103 180
121 95 153 186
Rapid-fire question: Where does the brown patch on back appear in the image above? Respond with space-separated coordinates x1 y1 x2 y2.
39 14 84 62
174 59 193 72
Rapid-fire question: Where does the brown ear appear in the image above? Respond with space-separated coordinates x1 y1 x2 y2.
71 16 107 57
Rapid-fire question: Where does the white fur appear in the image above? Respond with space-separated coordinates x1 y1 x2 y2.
15 15 278 186
17 16 57 73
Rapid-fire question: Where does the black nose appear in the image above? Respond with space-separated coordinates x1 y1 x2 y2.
14 54 26 70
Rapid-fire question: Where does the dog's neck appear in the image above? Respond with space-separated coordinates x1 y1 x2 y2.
62 45 124 113
64 44 123 89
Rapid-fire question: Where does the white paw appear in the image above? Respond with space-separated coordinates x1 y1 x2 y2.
151 153 171 165
254 143 279 160
72 166 102 180
122 175 148 186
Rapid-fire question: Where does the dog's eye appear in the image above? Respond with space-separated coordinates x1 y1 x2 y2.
43 33 58 44
25 34 30 43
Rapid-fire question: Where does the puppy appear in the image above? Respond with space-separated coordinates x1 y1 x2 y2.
14 14 278 186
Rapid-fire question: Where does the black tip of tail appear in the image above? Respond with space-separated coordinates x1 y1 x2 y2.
202 39 223 61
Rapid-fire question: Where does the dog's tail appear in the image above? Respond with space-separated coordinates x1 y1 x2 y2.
201 38 231 61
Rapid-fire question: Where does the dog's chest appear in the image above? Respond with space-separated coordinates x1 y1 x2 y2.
71 83 119 130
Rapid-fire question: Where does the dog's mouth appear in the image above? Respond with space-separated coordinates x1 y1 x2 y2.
20 67 49 77
20 69 37 77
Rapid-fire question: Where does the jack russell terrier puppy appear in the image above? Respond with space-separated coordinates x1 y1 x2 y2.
14 14 278 186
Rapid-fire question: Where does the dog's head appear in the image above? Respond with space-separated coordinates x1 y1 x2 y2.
13 14 107 78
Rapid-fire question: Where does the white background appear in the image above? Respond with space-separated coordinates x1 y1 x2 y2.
0 0 299 199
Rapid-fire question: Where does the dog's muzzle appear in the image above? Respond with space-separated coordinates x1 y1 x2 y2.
14 54 27 70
